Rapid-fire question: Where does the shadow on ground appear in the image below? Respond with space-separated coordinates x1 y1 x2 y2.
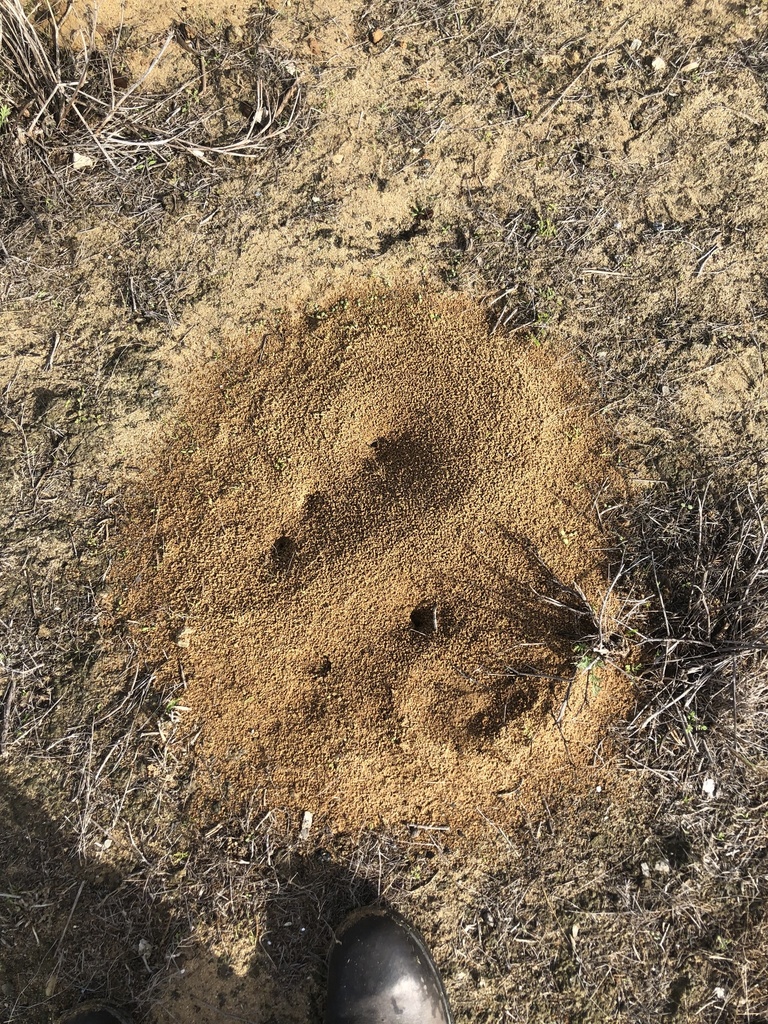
0 768 380 1024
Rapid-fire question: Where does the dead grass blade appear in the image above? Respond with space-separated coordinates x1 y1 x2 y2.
0 0 303 167
615 481 768 773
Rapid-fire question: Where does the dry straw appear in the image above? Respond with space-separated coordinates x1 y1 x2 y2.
0 0 302 167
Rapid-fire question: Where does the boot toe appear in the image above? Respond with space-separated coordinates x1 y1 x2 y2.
326 907 452 1024
59 1005 132 1024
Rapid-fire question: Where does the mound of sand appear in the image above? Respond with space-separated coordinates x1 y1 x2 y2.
114 290 631 837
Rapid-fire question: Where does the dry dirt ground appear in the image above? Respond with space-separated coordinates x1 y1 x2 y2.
2 0 768 1022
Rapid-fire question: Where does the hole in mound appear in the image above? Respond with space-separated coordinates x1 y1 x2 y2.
112 289 635 839
311 656 332 678
410 602 438 637
270 535 297 574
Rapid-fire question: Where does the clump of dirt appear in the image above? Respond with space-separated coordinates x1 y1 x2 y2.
113 289 632 837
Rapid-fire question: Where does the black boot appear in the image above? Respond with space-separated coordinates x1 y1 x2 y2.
326 906 453 1024
59 1004 132 1024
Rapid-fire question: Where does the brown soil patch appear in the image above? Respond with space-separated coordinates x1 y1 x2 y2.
113 288 631 837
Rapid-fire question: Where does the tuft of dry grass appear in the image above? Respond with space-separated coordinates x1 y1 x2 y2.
0 0 307 242
0 0 302 156
623 484 768 757
358 0 481 44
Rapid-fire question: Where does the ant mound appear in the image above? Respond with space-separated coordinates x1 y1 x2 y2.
115 290 632 839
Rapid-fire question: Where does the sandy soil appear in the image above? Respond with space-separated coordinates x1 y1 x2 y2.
3 0 768 1021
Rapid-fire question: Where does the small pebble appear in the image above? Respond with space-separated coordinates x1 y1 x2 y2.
175 626 194 648
72 151 95 171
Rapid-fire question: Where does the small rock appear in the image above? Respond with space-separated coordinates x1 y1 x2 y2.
653 858 671 875
640 861 650 877
72 151 95 171
651 55 667 74
225 23 244 43
629 38 642 52
702 777 716 797
370 27 384 44
175 626 194 648
332 152 344 165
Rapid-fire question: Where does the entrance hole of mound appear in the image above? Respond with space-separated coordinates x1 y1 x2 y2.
114 290 634 837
